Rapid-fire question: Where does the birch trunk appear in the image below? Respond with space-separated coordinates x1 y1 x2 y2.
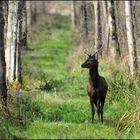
94 1 102 53
5 1 16 83
0 1 7 105
125 1 138 77
6 1 21 85
71 0 77 29
108 0 121 61
10 2 18 83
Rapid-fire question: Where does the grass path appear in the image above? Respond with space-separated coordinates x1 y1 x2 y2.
21 15 139 139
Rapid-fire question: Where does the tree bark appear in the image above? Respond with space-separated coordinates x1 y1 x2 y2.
102 1 109 50
15 1 24 84
125 1 138 77
26 1 32 29
80 1 88 43
22 1 28 49
9 1 18 83
71 0 77 29
3 1 9 47
0 0 7 106
31 1 37 25
108 0 121 61
5 1 17 83
94 1 102 53
6 1 23 86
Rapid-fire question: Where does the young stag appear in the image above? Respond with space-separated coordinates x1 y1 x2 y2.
81 51 108 124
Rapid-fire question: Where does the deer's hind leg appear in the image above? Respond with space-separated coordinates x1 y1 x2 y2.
97 99 101 122
101 96 105 123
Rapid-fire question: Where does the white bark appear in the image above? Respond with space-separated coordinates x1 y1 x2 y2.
5 1 22 84
10 2 18 83
94 1 102 52
5 1 17 82
108 1 120 61
125 1 138 77
102 1 109 49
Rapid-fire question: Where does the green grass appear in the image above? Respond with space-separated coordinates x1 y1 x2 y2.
1 14 140 139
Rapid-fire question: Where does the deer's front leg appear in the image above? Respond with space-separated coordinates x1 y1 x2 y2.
90 96 94 124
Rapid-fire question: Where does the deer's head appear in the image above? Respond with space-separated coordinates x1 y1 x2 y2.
81 53 98 69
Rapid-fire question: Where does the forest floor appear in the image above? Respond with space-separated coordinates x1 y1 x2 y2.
1 14 140 139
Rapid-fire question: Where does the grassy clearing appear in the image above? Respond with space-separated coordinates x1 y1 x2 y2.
1 13 140 139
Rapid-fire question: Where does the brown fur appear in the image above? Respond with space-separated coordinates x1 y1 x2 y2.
87 76 108 98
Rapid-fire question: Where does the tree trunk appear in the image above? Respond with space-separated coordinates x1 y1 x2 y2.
9 2 18 84
6 1 23 86
71 0 77 29
5 1 17 83
94 1 102 53
3 1 9 47
108 0 121 61
102 1 109 50
80 1 88 43
0 0 7 106
125 1 138 77
42 1 47 14
22 1 28 49
15 1 24 84
31 1 37 25
26 1 32 29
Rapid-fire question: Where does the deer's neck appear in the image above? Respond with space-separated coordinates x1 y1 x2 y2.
89 67 99 88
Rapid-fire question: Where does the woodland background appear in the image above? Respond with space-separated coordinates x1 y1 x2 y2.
0 1 140 139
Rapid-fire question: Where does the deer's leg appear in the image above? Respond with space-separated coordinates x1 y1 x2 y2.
97 100 101 122
101 97 105 123
94 97 97 107
90 97 94 124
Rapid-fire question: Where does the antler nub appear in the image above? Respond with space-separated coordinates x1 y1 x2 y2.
84 51 91 57
93 46 103 56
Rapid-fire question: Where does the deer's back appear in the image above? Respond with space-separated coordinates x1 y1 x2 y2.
87 76 108 98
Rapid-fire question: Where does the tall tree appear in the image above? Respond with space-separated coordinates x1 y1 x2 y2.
31 1 37 25
5 1 18 83
108 0 121 61
71 0 77 29
5 1 24 86
94 1 102 53
26 1 32 29
102 1 109 50
125 1 138 77
22 1 28 49
15 1 24 84
3 1 9 46
0 0 7 106
80 1 88 42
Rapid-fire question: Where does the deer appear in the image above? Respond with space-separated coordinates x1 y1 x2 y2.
81 49 108 124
